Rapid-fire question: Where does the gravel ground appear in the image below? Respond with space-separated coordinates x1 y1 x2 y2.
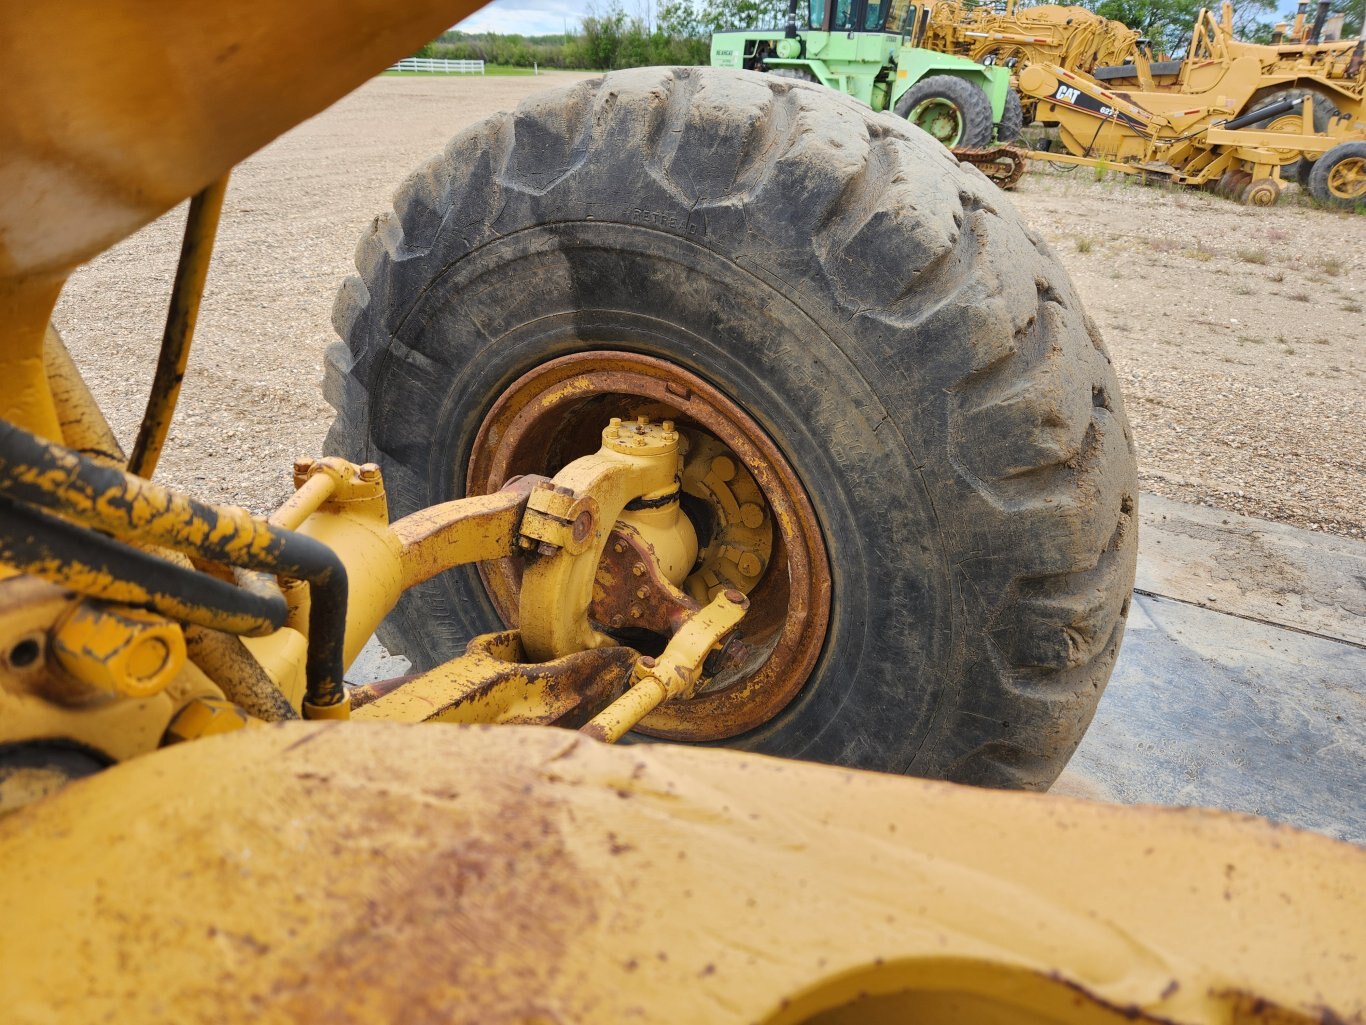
55 75 1365 539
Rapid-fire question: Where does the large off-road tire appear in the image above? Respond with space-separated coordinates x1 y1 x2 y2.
1308 141 1366 208
996 88 1025 143
326 67 1138 789
894 74 995 148
1250 88 1338 185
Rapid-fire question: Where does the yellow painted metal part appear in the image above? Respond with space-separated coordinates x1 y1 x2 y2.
41 325 124 464
0 578 226 766
50 602 186 699
582 588 750 742
391 483 532 590
352 631 634 726
519 418 683 660
0 0 486 452
162 697 257 743
0 723 1359 1023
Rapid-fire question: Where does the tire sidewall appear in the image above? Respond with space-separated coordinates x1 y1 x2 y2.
368 222 956 770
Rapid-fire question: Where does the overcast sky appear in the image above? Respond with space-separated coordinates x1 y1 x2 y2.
455 0 603 36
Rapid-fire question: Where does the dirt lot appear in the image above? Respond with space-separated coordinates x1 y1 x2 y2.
55 74 1365 538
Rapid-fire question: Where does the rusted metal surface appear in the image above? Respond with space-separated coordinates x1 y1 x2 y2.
352 631 634 728
952 144 1028 188
0 723 1359 1023
468 351 831 742
591 525 701 637
126 175 229 480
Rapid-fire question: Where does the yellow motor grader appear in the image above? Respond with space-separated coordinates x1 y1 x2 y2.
0 2 1363 1022
1024 2 1366 203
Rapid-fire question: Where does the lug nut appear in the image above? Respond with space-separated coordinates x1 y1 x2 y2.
358 462 381 483
613 541 627 555
629 606 643 619
631 563 646 577
635 587 648 599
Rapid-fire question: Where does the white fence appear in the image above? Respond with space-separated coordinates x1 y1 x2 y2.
388 57 485 74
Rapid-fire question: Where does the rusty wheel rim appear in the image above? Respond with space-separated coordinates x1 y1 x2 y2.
468 351 831 741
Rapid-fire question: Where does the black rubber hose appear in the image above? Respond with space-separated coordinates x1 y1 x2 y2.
0 499 289 635
1223 97 1299 131
0 419 349 712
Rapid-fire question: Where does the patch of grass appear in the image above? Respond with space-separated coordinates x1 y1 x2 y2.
1237 248 1268 264
1236 334 1264 344
1268 269 1286 283
1289 291 1312 302
1344 301 1363 313
1075 236 1095 254
1184 244 1215 262
1283 345 1296 354
1148 237 1180 253
1264 228 1290 242
1233 284 1254 295
1314 256 1344 276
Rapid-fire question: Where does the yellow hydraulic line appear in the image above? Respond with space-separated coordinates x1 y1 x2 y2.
126 174 230 480
581 669 671 743
269 472 338 532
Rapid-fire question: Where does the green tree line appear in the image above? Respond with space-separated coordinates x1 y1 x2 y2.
415 0 1360 72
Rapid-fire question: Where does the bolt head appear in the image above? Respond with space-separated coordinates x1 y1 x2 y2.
358 462 382 483
631 563 646 577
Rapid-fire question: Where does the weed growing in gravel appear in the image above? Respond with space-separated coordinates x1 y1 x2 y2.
1075 237 1095 253
1265 228 1290 242
1344 301 1363 313
1237 335 1264 345
1269 269 1286 283
1238 249 1268 264
1184 244 1215 262
1284 345 1296 354
1290 292 1312 302
1234 284 1254 295
1148 237 1179 253
1315 256 1344 276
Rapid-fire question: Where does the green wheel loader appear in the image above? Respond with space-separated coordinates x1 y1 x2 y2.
710 0 1027 186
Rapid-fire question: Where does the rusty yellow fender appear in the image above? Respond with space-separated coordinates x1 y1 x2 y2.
0 724 1360 1024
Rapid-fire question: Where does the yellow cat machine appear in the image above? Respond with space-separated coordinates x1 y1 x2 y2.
921 0 1143 78
0 2 1362 1022
1068 2 1366 199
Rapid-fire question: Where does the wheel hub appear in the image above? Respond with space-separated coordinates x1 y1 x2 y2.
468 352 831 742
